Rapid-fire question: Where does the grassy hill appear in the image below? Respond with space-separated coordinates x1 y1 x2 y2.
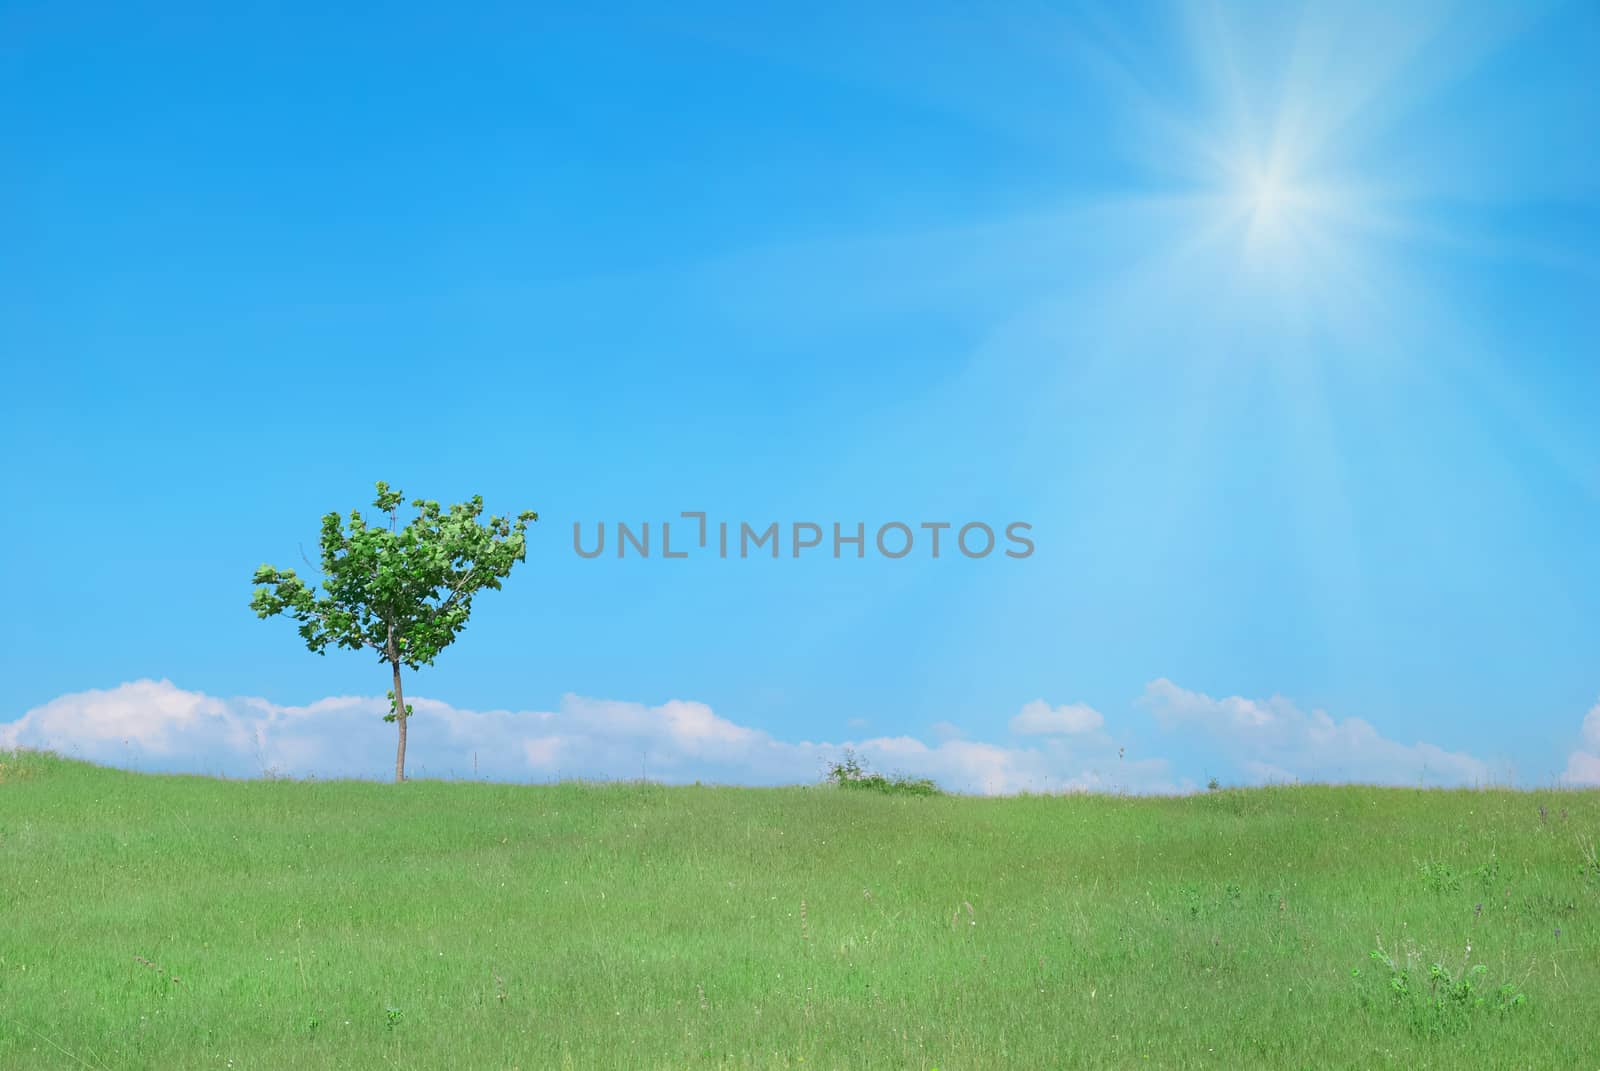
2 749 1597 1069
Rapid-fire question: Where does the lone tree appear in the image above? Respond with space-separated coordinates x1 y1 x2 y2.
251 481 537 782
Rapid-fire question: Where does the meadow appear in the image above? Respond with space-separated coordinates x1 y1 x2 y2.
1 749 1596 1069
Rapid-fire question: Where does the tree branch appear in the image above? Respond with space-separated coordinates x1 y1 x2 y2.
427 563 481 622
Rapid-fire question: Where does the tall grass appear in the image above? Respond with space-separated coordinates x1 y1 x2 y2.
1 748 1596 1068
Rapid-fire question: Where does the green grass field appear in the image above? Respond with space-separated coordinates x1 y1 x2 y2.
2 749 1597 1069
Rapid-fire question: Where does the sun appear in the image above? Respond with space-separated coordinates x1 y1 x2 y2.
1247 169 1289 229
1231 154 1313 258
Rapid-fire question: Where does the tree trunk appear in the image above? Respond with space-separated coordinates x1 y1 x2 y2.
391 657 408 783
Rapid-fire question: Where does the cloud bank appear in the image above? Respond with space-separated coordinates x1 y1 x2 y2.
0 681 1173 795
3 677 1564 793
1139 678 1494 787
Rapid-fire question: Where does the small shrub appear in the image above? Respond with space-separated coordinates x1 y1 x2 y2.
827 751 867 784
824 750 941 796
1355 936 1526 1037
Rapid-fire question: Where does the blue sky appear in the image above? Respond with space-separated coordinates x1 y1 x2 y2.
4 0 1599 791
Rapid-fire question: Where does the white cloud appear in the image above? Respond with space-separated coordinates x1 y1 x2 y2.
1561 699 1600 787
1139 678 1492 787
0 679 1179 796
0 679 259 761
6 676 1538 794
1010 699 1105 736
